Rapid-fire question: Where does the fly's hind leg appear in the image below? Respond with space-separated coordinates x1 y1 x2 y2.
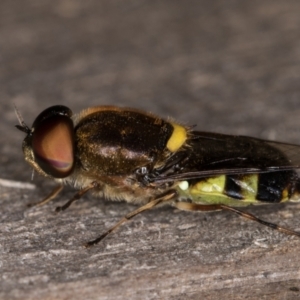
174 202 300 238
220 204 300 238
85 189 177 248
174 202 223 212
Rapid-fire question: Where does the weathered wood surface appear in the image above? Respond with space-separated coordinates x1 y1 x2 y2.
1 1 300 299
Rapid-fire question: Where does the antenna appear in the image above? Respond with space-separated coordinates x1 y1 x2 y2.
14 103 31 134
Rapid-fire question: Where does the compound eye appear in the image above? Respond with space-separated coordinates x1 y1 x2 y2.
32 114 74 178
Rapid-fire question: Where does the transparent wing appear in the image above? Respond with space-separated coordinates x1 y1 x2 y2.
151 132 300 183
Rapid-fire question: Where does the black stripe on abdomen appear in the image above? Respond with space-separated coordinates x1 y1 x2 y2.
256 172 292 203
224 175 244 200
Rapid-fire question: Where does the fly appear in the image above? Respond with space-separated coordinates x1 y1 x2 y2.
15 105 300 247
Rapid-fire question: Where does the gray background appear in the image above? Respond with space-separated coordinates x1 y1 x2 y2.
1 1 300 299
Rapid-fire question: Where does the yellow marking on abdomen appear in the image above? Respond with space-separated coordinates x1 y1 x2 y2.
166 123 187 152
185 175 260 206
281 188 290 202
191 175 226 194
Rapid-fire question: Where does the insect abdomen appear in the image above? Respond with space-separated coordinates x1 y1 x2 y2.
177 171 298 206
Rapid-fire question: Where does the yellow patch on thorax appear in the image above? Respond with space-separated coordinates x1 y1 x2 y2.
167 123 187 152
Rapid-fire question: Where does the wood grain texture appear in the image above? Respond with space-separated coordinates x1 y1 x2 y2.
1 1 300 299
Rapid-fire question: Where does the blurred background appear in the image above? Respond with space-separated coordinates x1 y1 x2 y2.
2 1 300 299
2 0 300 181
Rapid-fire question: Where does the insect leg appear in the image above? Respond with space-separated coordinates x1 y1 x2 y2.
85 190 177 247
27 185 63 207
174 202 300 238
220 205 300 238
174 202 223 212
55 182 99 212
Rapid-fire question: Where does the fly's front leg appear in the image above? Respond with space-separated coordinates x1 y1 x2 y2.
55 181 99 212
27 184 63 207
28 182 98 212
85 189 178 248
